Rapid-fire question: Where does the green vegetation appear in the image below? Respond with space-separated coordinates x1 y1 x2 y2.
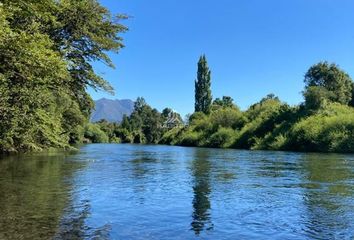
67 57 354 153
161 59 354 153
1 1 353 155
0 0 127 153
195 55 212 114
304 62 353 106
84 97 183 145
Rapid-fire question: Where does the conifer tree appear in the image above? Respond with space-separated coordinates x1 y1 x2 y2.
194 55 212 114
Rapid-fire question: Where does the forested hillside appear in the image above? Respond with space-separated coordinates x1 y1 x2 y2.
0 0 126 152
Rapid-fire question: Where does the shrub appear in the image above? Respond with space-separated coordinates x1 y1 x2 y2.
110 136 121 143
206 127 237 148
84 124 109 143
114 128 133 143
210 108 246 130
287 103 354 152
160 128 183 145
233 99 295 149
252 133 288 150
189 112 213 133
179 130 203 147
132 131 146 144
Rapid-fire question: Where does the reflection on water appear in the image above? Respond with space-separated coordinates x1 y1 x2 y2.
0 144 353 239
0 151 84 239
301 154 354 239
54 198 112 240
190 148 213 235
54 199 91 240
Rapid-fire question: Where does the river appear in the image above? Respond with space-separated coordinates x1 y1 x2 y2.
0 144 353 239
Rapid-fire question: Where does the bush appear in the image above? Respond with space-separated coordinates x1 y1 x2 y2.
206 127 237 148
210 108 246 130
132 131 146 144
189 112 207 123
114 128 133 143
84 123 109 143
189 112 213 133
233 99 297 149
287 103 354 152
110 136 121 143
179 130 203 147
303 86 334 110
160 128 183 145
252 133 288 150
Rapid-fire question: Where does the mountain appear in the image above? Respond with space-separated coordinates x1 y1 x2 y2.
91 98 134 123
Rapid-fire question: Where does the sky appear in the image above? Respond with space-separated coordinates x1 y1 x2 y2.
90 0 354 117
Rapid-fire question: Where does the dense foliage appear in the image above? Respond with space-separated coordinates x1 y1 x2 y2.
1 1 353 155
304 62 353 106
161 62 354 153
0 0 127 152
87 60 354 153
85 98 183 145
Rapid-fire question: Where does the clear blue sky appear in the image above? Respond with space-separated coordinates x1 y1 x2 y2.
90 0 354 117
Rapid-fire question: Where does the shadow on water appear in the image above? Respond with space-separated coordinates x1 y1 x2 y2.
190 148 214 235
300 153 354 239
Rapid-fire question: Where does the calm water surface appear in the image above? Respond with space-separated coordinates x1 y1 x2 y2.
0 144 353 239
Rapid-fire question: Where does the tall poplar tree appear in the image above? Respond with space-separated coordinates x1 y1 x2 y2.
195 55 212 114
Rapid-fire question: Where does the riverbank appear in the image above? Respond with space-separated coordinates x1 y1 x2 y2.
85 100 354 154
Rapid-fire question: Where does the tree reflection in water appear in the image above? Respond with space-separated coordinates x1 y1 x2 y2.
0 151 83 239
190 148 214 235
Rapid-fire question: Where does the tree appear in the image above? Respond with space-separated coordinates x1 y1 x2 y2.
121 115 131 130
212 96 235 109
195 55 212 114
162 108 173 119
303 86 334 110
0 0 127 152
134 97 147 113
84 123 109 143
304 62 353 106
117 98 166 144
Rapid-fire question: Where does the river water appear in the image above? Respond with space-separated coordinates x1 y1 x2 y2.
0 144 353 239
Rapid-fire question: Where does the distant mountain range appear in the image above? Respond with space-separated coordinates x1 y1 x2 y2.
91 98 134 123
